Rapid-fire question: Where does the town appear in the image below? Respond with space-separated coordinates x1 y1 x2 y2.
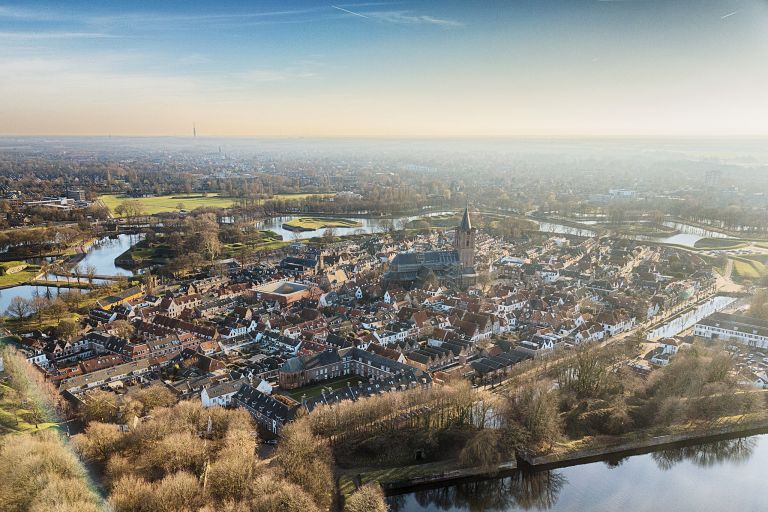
1 139 768 512
1 1 767 509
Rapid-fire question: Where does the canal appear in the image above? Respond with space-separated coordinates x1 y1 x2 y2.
388 433 767 511
0 233 141 314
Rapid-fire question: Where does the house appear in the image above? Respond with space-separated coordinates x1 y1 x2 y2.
233 384 299 433
59 359 151 393
201 378 248 408
97 286 144 310
694 313 768 349
159 294 203 318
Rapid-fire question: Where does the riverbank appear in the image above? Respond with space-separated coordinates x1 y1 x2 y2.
339 458 518 499
520 411 768 468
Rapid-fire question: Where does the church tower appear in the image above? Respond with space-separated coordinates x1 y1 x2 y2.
455 206 475 268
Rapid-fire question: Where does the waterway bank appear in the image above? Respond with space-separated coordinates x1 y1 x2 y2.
341 459 518 499
519 413 768 469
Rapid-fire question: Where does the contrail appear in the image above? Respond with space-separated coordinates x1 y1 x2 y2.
331 5 369 18
720 10 739 19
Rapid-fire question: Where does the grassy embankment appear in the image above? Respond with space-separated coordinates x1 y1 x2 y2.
0 264 40 288
282 217 362 232
0 344 104 510
118 230 289 267
693 237 750 250
731 255 768 281
539 404 768 464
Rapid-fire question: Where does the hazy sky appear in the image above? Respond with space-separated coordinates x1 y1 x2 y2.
1 0 767 137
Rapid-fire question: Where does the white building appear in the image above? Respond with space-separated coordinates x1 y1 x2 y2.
694 313 768 350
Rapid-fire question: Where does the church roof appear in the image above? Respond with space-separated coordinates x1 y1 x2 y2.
460 207 472 231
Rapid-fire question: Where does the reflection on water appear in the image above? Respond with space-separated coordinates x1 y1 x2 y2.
389 471 567 512
388 435 765 511
0 285 83 313
651 437 757 471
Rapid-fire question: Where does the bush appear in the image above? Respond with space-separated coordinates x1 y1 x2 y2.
345 483 388 512
0 430 102 512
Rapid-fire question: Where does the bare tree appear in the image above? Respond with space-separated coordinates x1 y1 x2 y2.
6 296 32 323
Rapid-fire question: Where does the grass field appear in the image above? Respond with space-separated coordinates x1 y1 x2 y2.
731 256 766 281
282 217 361 231
100 192 335 216
99 193 237 215
279 375 362 401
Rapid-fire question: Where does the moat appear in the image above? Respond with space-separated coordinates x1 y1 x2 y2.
387 433 767 511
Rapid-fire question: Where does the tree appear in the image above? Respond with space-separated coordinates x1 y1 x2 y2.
81 390 119 423
45 297 68 321
345 483 388 512
30 295 50 319
57 318 80 341
111 319 135 340
85 264 97 286
133 385 176 412
274 421 334 511
6 296 32 323
502 383 562 450
322 227 336 244
201 232 222 262
76 421 124 461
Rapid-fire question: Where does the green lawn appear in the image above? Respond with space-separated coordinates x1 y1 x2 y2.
282 217 362 232
100 192 336 216
731 256 766 280
279 375 363 401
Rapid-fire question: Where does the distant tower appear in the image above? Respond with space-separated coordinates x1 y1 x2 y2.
454 206 476 268
193 123 197 137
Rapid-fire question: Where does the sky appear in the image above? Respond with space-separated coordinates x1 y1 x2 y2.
0 0 766 138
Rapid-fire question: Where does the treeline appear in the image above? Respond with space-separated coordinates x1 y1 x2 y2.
506 344 768 452
0 224 89 256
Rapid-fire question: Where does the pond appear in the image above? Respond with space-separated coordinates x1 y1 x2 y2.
388 433 768 512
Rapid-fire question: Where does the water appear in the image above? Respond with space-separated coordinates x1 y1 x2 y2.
0 285 83 313
545 219 733 247
72 233 141 277
255 212 455 241
534 221 596 238
0 234 141 314
388 434 767 512
646 295 736 340
255 213 725 249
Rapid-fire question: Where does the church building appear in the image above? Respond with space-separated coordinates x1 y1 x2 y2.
384 207 478 288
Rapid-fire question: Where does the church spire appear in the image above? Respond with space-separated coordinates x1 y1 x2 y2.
459 205 472 231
